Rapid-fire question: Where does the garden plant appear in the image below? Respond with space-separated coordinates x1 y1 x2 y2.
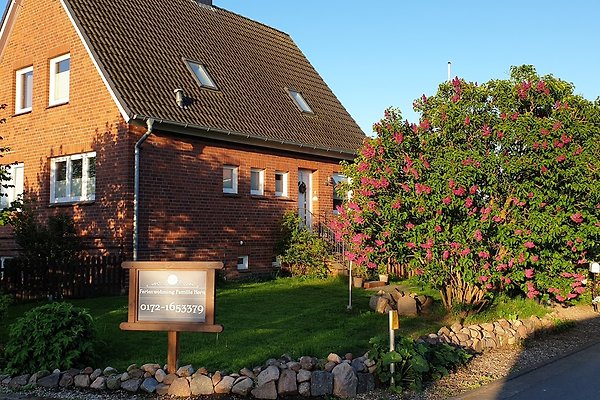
332 65 600 312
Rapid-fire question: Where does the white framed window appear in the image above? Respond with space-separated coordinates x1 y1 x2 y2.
250 168 265 196
49 54 70 106
50 152 95 203
185 59 218 90
223 165 238 194
332 173 348 213
237 255 248 270
0 163 24 209
275 171 288 197
15 66 33 114
286 88 314 114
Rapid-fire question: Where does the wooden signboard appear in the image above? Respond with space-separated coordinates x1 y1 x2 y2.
120 261 223 373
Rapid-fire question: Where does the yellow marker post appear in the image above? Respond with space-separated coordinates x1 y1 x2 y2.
389 310 399 386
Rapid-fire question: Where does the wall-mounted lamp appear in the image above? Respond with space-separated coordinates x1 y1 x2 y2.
590 261 600 274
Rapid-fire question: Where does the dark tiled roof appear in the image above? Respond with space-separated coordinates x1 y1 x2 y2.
64 0 365 155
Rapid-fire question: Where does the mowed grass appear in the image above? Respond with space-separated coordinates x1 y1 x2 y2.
1 276 550 373
1 277 395 372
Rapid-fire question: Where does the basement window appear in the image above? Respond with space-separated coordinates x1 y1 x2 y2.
185 59 218 90
286 88 313 114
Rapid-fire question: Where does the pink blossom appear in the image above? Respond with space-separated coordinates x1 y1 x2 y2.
518 253 526 264
478 251 489 259
540 128 549 136
531 255 539 262
497 131 504 139
482 125 491 137
394 132 404 144
553 139 564 149
361 143 376 159
442 250 450 260
450 242 461 249
525 269 534 278
367 262 376 269
392 200 402 209
511 113 519 121
556 295 566 302
420 238 434 249
552 121 562 131
474 230 483 242
382 231 390 238
573 146 583 156
524 241 535 249
541 166 549 173
442 196 452 205
375 239 385 247
464 116 471 126
486 283 493 290
478 275 489 282
406 242 416 249
575 286 586 294
434 225 442 233
357 161 369 172
465 197 474 208
401 183 411 193
567 293 577 300
405 222 415 230
469 185 479 195
570 213 583 224
451 93 461 103
460 248 471 257
420 119 431 130
453 187 466 197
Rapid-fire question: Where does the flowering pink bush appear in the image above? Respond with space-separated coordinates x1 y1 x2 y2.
334 66 600 311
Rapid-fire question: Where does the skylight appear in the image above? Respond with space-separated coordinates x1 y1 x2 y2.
286 88 314 114
185 59 218 90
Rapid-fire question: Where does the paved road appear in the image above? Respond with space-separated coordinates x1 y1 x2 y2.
452 341 600 399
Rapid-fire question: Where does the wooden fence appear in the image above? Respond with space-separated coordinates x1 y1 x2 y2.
0 252 125 301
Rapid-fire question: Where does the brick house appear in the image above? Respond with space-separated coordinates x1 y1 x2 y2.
0 0 365 277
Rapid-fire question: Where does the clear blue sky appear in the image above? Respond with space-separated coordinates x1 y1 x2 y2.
3 0 598 135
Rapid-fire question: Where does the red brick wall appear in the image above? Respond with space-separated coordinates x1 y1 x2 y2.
136 130 344 278
0 0 132 254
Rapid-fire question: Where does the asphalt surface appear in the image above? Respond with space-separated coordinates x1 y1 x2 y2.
452 340 600 400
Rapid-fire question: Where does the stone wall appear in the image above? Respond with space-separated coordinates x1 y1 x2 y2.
0 313 558 398
418 313 557 352
0 352 376 399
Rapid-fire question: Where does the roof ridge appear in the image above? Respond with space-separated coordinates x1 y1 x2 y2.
210 3 291 39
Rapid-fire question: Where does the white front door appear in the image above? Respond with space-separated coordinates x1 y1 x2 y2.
298 169 312 229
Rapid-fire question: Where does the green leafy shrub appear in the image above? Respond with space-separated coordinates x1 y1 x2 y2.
333 65 600 311
276 211 332 279
369 335 471 392
4 302 97 374
0 293 11 320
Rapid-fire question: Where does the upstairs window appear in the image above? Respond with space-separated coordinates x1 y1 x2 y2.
223 165 238 194
15 66 33 114
250 168 265 196
50 152 95 203
286 88 313 114
0 163 24 209
185 60 218 90
274 171 288 197
49 54 70 106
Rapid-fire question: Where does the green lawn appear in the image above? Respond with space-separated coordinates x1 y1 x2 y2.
0 276 548 373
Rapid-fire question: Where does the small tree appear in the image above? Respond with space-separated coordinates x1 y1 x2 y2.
334 66 600 311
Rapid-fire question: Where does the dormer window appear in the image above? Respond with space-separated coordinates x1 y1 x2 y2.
15 66 33 114
286 88 313 114
49 54 70 106
185 59 218 90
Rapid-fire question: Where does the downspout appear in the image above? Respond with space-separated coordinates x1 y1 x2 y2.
133 118 154 261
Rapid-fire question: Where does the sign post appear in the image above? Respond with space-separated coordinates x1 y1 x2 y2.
120 261 223 373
